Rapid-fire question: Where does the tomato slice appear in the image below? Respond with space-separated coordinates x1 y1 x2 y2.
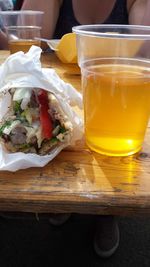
38 89 53 139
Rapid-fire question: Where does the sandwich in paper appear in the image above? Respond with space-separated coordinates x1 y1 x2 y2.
0 87 73 155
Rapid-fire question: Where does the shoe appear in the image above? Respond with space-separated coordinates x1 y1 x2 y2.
48 213 71 226
93 215 119 258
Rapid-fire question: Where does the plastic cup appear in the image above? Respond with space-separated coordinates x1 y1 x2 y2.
6 25 41 53
73 25 150 156
0 10 43 27
0 10 43 53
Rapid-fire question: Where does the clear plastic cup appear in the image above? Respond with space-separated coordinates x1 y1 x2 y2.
73 25 150 156
0 10 43 27
0 10 43 53
6 25 41 53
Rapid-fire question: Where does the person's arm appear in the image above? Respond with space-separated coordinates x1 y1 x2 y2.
128 0 150 59
128 0 150 25
21 0 62 39
0 30 8 49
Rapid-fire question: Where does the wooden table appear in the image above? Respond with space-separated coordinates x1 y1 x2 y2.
0 51 150 216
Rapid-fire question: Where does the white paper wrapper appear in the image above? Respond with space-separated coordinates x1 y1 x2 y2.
0 46 83 171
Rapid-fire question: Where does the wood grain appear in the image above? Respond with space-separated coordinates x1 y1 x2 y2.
0 51 150 215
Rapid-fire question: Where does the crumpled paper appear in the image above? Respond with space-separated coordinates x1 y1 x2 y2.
0 46 83 171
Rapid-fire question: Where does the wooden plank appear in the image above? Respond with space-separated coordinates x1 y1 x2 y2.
0 148 150 214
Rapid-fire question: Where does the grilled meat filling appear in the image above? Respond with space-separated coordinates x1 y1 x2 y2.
0 88 73 155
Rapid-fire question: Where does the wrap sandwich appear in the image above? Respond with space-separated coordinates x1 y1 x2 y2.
0 87 73 155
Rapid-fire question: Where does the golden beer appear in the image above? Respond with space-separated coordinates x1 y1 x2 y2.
82 59 150 156
9 39 41 54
